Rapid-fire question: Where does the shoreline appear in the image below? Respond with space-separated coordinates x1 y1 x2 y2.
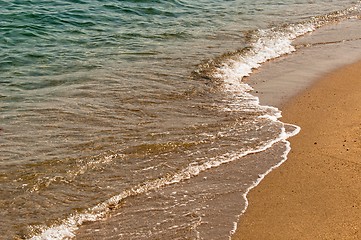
245 19 361 108
232 59 361 239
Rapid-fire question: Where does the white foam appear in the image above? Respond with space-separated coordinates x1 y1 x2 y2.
29 105 299 240
214 23 315 95
229 124 300 239
211 23 311 240
24 3 361 239
223 4 361 237
29 22 316 240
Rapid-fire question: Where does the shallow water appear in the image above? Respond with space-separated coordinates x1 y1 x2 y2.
1 0 360 239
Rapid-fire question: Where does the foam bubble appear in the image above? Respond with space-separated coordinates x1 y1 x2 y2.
211 23 310 240
30 110 298 240
214 23 316 94
29 19 317 240
229 124 300 239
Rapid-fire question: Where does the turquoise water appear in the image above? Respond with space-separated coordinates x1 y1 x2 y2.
1 0 360 239
2 0 358 81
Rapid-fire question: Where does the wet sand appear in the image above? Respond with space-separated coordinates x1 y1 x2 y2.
232 60 361 239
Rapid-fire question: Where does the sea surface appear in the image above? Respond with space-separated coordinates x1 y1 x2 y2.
1 1 360 239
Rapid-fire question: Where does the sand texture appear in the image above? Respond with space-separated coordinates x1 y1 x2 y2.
233 60 361 239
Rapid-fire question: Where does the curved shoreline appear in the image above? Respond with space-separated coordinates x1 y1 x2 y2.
232 57 361 239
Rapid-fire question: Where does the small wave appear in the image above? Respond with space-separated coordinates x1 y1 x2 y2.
229 124 300 239
210 23 315 93
29 115 296 240
194 1 361 92
26 2 361 240
28 41 298 238
192 3 359 239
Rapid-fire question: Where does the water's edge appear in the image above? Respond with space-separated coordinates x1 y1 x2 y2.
2 2 360 239
232 17 361 240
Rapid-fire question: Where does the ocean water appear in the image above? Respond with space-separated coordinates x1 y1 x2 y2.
1 0 360 239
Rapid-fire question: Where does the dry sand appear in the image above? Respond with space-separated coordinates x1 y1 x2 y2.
232 60 361 239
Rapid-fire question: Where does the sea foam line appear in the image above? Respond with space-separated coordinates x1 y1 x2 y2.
210 22 312 240
25 3 361 239
28 16 338 240
216 8 361 238
211 2 360 237
29 117 295 240
229 125 300 239
213 23 315 94
28 22 312 240
29 81 297 240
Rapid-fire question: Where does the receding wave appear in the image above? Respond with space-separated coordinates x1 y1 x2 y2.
26 2 361 238
194 2 361 92
1 1 358 239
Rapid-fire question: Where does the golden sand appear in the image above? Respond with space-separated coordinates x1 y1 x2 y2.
233 60 361 239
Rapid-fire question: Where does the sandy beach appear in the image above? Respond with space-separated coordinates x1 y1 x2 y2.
233 60 361 239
